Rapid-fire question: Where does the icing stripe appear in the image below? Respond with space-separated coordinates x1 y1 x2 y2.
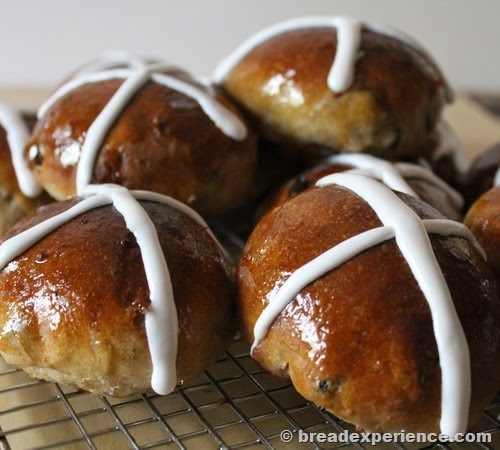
252 226 394 353
77 68 153 193
37 62 248 196
0 103 42 198
0 184 226 395
213 15 453 102
323 153 464 209
494 167 500 187
73 50 149 76
253 173 471 436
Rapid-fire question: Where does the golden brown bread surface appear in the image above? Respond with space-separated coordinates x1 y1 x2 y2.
0 119 50 236
237 185 499 432
464 186 500 285
26 74 257 214
220 28 444 163
0 198 235 397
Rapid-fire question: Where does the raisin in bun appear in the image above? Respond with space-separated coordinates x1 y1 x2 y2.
237 173 499 434
0 184 235 397
214 16 452 164
464 185 500 285
26 60 257 215
261 153 463 220
0 103 50 235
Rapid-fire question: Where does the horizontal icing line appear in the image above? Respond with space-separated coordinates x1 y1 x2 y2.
326 153 417 197
0 194 111 270
37 69 134 118
422 219 487 260
0 103 42 197
151 73 247 140
251 225 394 353
74 50 150 76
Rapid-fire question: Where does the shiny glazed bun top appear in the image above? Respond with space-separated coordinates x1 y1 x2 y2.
214 16 452 162
0 184 234 397
238 173 499 435
26 56 257 214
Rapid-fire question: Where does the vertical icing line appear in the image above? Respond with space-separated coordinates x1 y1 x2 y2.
326 16 362 92
0 103 42 197
253 174 473 436
212 15 453 101
36 61 248 195
317 173 470 436
75 67 152 194
106 186 177 395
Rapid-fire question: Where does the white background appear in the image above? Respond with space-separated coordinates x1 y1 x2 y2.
0 0 499 91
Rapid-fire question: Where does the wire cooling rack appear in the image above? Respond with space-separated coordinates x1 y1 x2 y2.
0 222 500 449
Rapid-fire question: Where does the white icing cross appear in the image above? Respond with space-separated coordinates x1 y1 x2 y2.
71 50 152 76
0 103 42 198
252 173 484 436
326 153 464 209
0 183 223 395
38 62 248 196
213 15 453 102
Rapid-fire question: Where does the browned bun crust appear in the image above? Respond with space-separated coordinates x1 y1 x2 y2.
237 185 499 432
464 186 500 285
220 28 444 162
0 198 235 397
26 73 257 214
0 118 51 236
465 143 500 206
260 159 462 221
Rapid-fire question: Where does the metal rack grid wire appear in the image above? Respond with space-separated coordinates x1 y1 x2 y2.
0 223 499 450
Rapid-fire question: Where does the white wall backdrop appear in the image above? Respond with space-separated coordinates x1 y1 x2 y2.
0 0 499 91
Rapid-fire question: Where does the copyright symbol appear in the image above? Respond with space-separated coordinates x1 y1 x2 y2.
280 429 293 443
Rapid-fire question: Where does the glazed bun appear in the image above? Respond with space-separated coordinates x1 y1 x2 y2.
464 185 500 284
26 60 257 214
214 16 451 164
0 103 50 235
0 185 235 397
237 173 499 434
261 153 464 221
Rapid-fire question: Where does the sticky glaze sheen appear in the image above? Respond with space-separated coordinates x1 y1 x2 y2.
0 183 224 395
213 15 453 101
253 173 478 436
38 62 248 196
0 103 42 198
